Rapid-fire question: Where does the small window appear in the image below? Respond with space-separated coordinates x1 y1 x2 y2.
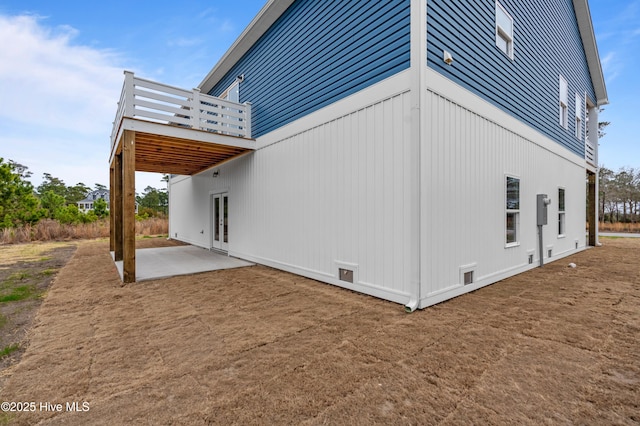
559 76 568 129
496 2 514 58
575 93 582 139
220 81 239 102
506 176 520 246
558 188 566 236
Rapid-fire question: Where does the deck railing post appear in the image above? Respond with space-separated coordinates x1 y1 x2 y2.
244 102 252 138
191 88 201 130
123 70 135 118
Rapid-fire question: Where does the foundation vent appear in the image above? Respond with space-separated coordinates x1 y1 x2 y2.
335 261 358 285
339 268 354 283
528 254 534 264
459 263 477 286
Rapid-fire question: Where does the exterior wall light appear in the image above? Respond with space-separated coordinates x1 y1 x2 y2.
443 51 453 65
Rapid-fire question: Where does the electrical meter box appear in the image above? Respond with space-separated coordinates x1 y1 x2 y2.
537 194 551 226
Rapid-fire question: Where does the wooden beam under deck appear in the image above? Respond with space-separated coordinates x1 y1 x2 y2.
133 131 252 176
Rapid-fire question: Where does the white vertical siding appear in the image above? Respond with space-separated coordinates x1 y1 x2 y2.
421 81 587 306
169 67 589 309
170 72 419 304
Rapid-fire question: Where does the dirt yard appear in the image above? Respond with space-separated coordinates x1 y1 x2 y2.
0 242 77 380
0 237 638 425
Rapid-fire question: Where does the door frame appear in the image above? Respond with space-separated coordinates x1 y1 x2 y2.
210 190 229 252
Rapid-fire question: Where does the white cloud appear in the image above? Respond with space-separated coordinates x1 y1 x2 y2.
600 51 620 84
0 14 167 191
168 37 203 47
219 19 235 34
0 14 124 136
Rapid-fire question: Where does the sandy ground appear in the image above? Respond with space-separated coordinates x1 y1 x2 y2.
0 237 638 425
0 242 77 379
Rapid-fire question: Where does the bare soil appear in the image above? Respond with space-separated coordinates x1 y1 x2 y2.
0 238 638 425
0 242 77 380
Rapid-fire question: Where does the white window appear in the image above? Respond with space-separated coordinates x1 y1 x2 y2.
220 81 239 102
575 93 582 139
496 2 514 58
506 176 520 246
218 81 241 133
558 188 566 236
559 76 568 129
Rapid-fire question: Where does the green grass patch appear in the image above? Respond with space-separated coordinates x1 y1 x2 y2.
7 271 31 281
0 343 20 359
38 256 52 262
0 286 35 303
40 269 57 277
0 412 14 426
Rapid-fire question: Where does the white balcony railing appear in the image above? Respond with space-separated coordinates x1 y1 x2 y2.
110 71 251 152
585 137 596 166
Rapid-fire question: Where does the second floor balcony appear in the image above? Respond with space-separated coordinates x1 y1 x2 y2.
109 71 255 176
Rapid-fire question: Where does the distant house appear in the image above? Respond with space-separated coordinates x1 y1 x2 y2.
77 189 110 213
110 0 608 309
78 190 137 213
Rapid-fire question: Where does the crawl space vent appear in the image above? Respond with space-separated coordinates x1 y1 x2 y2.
339 268 354 283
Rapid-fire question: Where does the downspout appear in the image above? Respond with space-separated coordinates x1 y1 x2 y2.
592 106 600 246
405 0 428 312
166 175 172 240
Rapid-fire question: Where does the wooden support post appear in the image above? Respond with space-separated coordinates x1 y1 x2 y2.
588 172 597 247
113 152 123 262
123 130 136 283
109 163 115 252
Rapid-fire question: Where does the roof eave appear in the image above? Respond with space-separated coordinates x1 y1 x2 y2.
198 0 295 94
573 0 609 106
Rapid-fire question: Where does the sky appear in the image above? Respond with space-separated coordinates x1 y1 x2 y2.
0 0 638 194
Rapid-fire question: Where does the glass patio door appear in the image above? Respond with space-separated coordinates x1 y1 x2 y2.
212 193 228 251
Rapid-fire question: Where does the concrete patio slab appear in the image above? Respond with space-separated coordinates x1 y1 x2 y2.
112 245 253 281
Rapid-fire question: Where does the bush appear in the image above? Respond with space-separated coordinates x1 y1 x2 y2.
93 198 108 218
0 217 168 244
136 207 166 219
54 204 83 225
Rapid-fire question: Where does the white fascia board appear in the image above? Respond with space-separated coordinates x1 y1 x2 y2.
573 0 608 106
198 0 295 94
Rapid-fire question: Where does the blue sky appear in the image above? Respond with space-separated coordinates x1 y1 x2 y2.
0 0 637 193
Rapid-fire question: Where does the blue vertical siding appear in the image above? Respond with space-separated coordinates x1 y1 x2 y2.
427 0 596 157
211 0 411 138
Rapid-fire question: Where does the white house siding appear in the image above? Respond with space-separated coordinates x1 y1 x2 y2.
170 66 589 309
419 69 588 307
169 71 420 304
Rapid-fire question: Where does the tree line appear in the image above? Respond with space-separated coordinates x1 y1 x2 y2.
599 166 640 223
0 158 167 229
